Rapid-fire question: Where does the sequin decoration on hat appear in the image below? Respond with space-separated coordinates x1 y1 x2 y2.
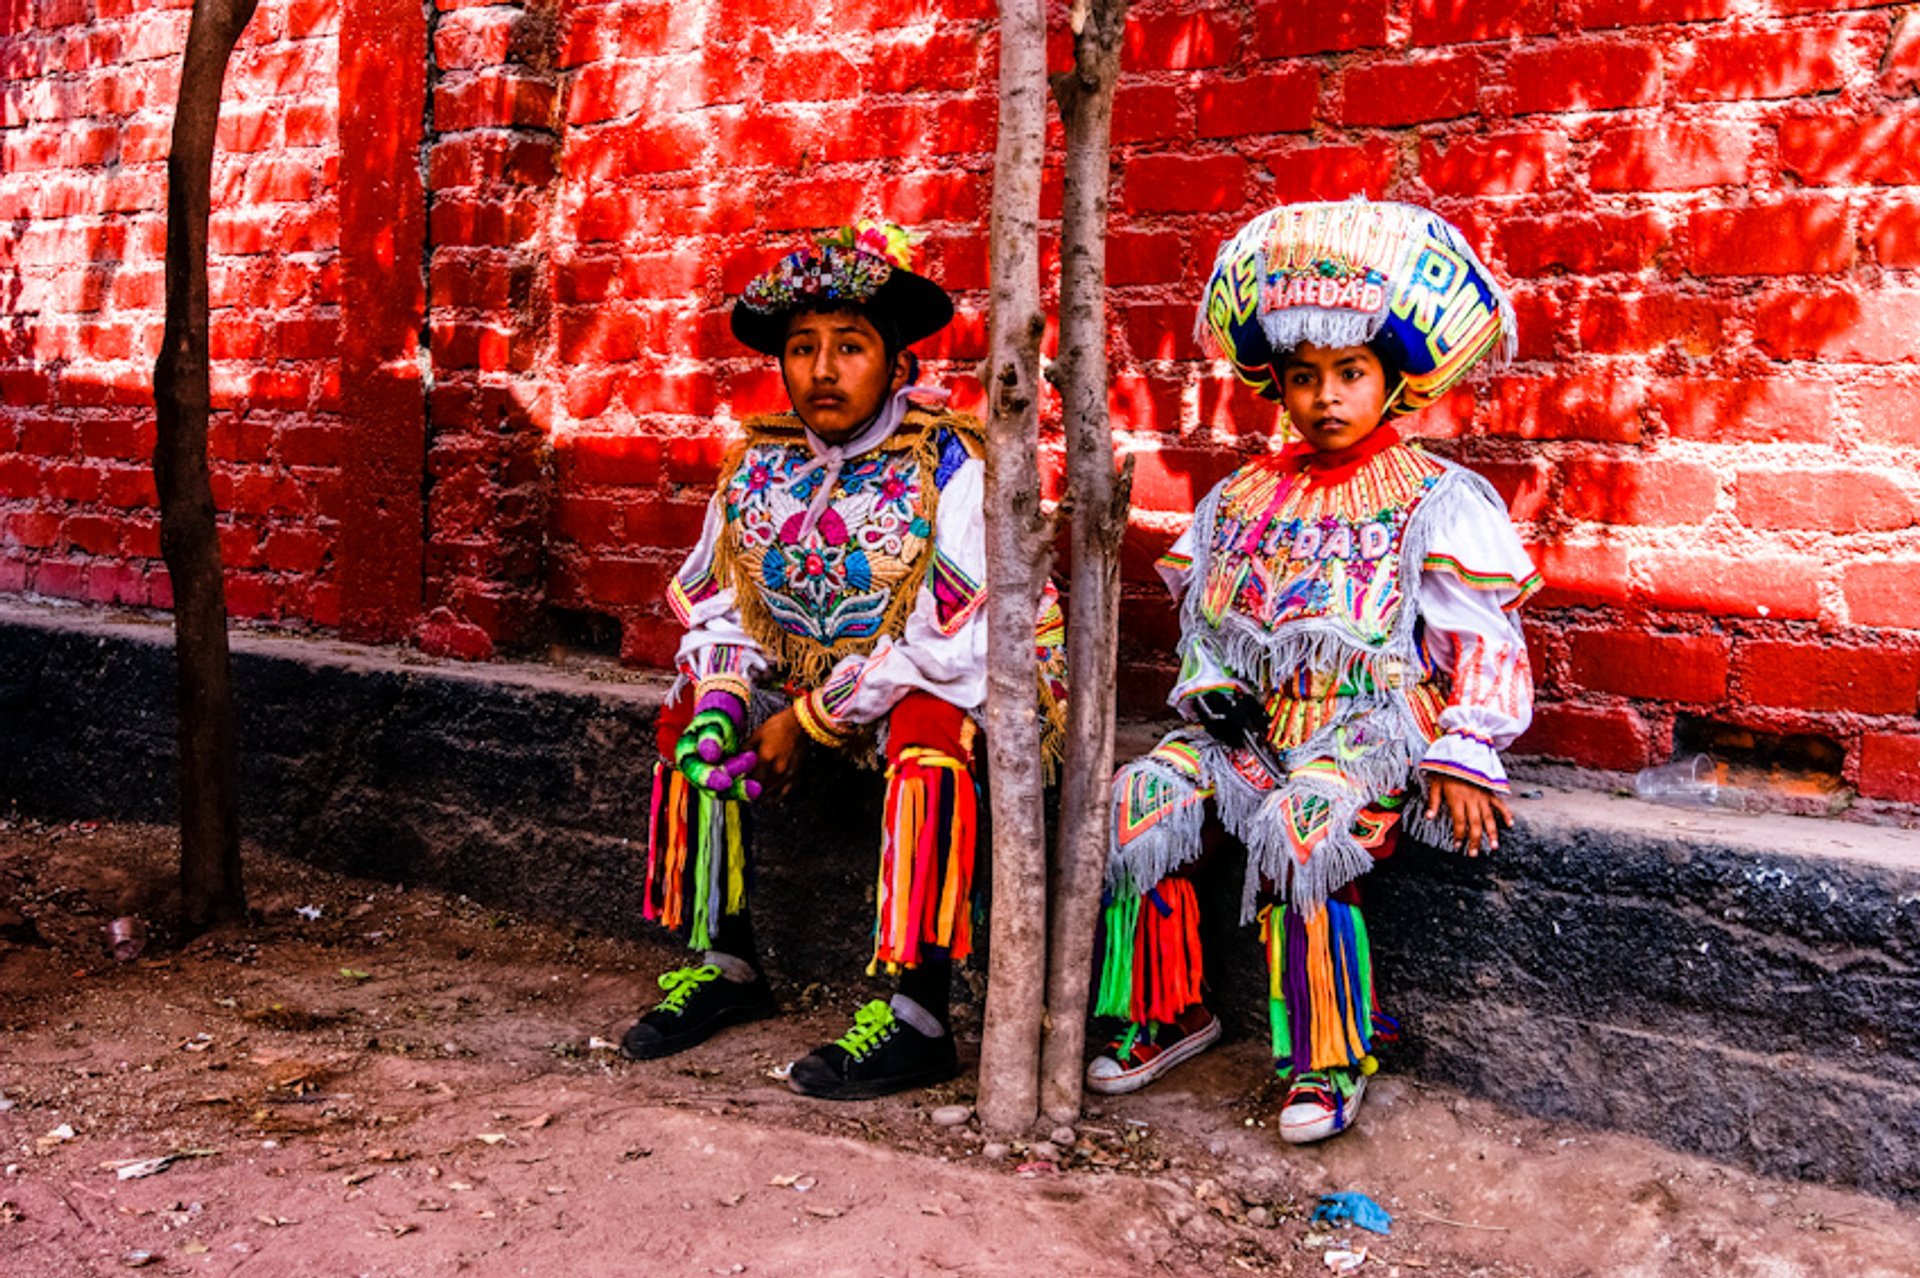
1196 200 1517 418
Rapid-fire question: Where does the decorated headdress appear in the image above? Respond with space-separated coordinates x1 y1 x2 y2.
1196 199 1517 419
730 220 954 356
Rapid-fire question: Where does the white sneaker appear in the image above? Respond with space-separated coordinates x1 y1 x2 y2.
1279 1068 1366 1144
1085 1011 1222 1095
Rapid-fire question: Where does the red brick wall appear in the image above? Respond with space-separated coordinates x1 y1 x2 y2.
3 0 1919 804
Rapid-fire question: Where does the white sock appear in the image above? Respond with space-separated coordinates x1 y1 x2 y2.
890 993 945 1038
702 951 757 984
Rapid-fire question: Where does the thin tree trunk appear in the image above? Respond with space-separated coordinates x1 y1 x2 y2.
977 0 1052 1135
153 0 258 928
1039 0 1132 1124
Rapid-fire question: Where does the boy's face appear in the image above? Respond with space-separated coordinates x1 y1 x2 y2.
1279 342 1391 453
781 308 907 444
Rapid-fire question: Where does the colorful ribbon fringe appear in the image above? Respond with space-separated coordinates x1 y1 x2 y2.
870 747 978 973
644 761 748 952
1094 877 1205 1024
1261 897 1396 1075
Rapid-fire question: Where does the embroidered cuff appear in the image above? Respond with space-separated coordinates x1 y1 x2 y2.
695 674 752 707
792 690 852 748
1420 730 1510 793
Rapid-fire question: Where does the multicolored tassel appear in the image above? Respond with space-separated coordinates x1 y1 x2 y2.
1261 894 1391 1076
869 747 978 973
644 761 749 952
1092 876 1204 1024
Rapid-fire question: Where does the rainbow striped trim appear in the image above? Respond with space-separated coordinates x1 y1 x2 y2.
1422 553 1543 608
1420 758 1509 794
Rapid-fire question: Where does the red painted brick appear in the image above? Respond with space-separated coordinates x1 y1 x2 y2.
1498 211 1670 277
1588 121 1752 190
1858 733 1920 803
1504 38 1662 114
1734 640 1920 713
1421 131 1565 197
1688 197 1853 276
1884 13 1920 96
1577 292 1727 355
1255 0 1388 56
1844 558 1920 630
1652 378 1838 445
1865 197 1920 268
1411 0 1552 45
1673 27 1851 102
1123 9 1239 70
1630 550 1821 621
1477 458 1553 522
583 557 665 606
1262 139 1398 202
1513 701 1655 771
1569 629 1729 702
1196 67 1317 139
1580 0 1736 28
1857 385 1920 448
1780 110 1920 187
1123 154 1246 215
863 32 988 94
1491 372 1648 444
1104 229 1185 287
1558 456 1720 526
1737 468 1914 533
1123 301 1204 361
1755 289 1920 364
1341 53 1478 126
1125 446 1244 514
1112 83 1189 146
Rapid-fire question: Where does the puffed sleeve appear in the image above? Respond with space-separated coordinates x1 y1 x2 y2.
790 456 989 741
668 493 770 696
1415 487 1541 792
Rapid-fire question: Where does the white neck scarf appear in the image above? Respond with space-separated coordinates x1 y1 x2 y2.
794 381 951 539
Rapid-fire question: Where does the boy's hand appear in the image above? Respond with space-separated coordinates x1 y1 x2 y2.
1423 774 1511 857
746 707 809 803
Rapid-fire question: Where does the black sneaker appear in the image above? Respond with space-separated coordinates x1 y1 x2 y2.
620 963 776 1061
786 1000 958 1101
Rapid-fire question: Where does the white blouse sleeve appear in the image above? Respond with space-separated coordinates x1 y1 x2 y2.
798 456 989 731
668 493 770 689
1415 485 1541 793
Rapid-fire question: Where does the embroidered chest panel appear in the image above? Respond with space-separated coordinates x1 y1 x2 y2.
709 414 977 681
1198 444 1447 645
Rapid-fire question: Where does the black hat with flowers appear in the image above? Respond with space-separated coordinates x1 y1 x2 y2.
730 220 954 357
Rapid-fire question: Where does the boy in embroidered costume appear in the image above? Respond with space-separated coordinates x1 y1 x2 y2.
623 221 1067 1100
1089 200 1540 1143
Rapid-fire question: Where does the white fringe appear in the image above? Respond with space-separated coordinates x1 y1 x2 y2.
1106 753 1211 896
1166 460 1502 918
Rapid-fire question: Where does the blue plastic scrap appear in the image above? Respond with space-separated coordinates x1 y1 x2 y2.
1312 1191 1393 1236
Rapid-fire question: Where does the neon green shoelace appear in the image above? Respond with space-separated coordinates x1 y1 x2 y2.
654 964 721 1014
834 1000 898 1061
1115 1022 1143 1064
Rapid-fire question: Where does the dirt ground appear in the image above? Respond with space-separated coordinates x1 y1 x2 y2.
3 819 1917 1278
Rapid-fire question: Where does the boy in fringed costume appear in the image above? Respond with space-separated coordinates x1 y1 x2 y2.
623 221 1067 1100
1088 199 1540 1143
